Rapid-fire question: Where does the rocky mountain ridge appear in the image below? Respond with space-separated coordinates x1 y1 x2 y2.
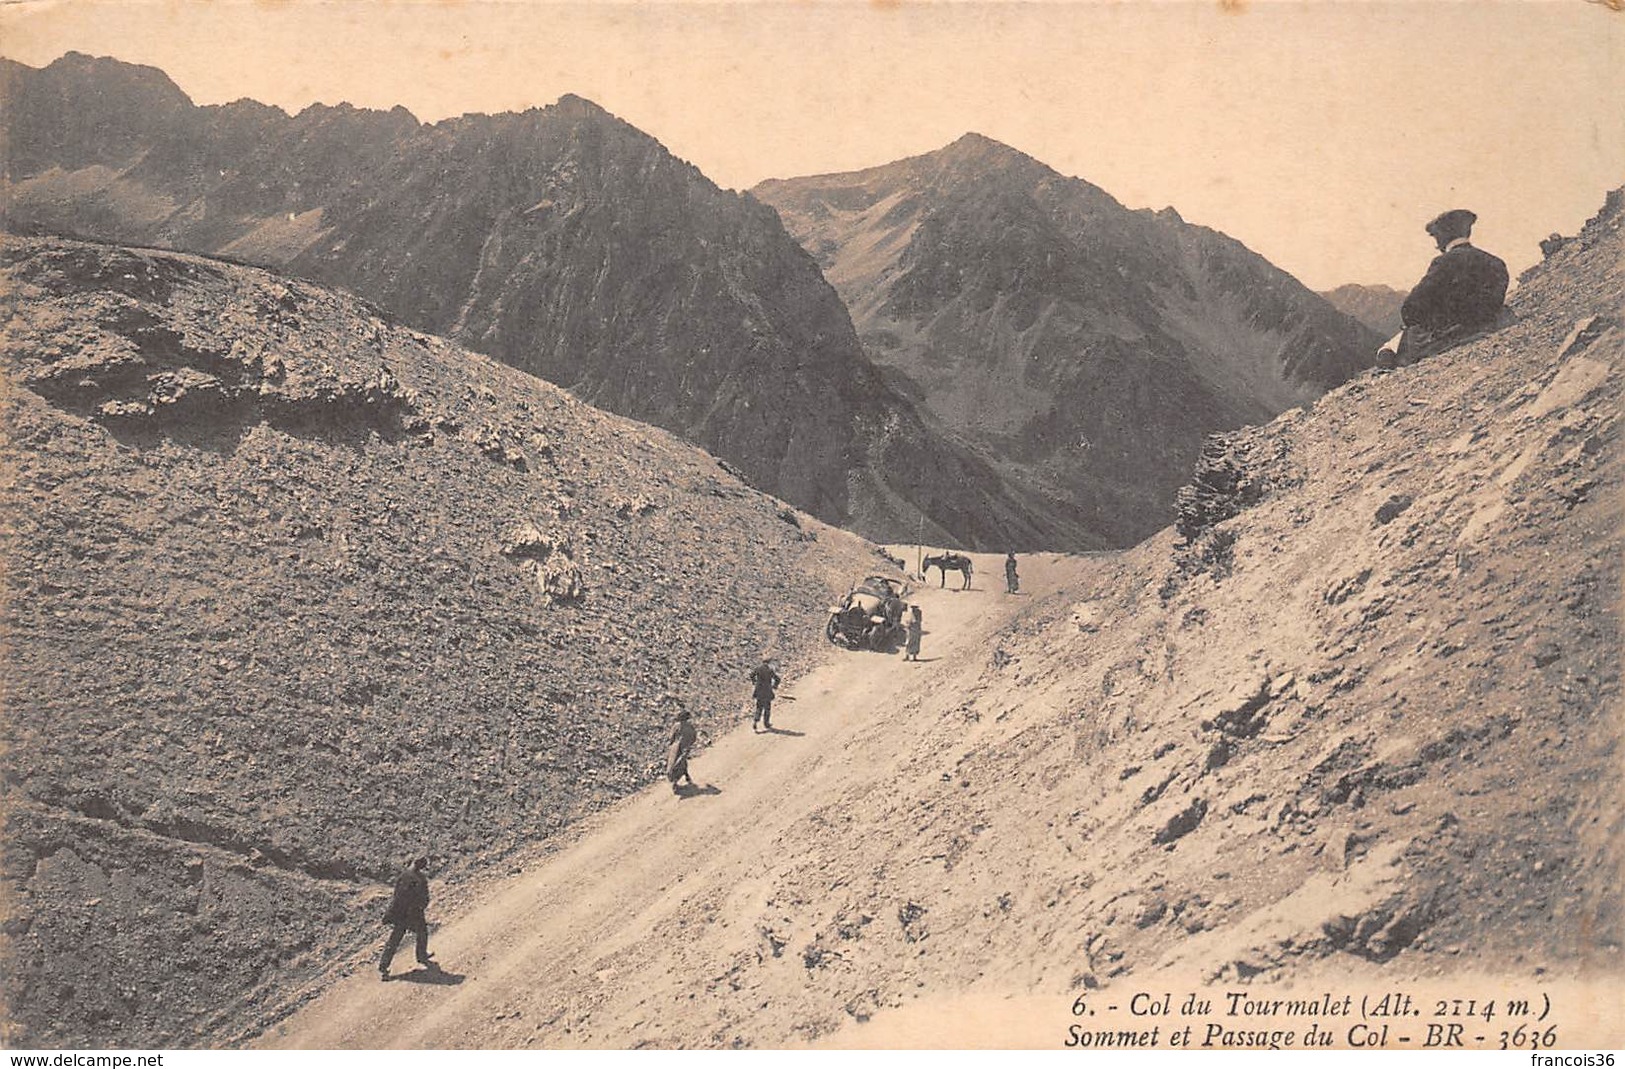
1 52 1090 550
753 134 1380 545
1321 283 1407 337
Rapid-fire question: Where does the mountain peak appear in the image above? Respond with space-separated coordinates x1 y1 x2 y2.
921 133 1062 191
753 133 1379 547
937 131 1034 167
39 50 192 111
552 92 614 120
546 93 649 142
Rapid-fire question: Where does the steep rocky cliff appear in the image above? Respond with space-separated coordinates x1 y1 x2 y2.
1 53 1086 549
754 135 1380 545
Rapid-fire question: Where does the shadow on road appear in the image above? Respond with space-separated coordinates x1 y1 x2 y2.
393 965 465 986
675 783 723 800
762 727 806 737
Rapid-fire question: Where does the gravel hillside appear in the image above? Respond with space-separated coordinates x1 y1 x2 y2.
726 190 1624 1034
0 236 890 1047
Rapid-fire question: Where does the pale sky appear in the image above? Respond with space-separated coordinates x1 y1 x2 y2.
2 0 1622 291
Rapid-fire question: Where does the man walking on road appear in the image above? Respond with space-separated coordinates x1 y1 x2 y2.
666 708 699 793
750 658 781 731
380 856 434 980
1005 552 1020 594
904 604 923 661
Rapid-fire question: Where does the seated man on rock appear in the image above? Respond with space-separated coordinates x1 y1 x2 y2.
1377 208 1509 368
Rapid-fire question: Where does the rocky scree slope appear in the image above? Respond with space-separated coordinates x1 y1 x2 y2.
0 236 892 1047
0 52 1088 551
597 191 1620 1046
753 134 1379 548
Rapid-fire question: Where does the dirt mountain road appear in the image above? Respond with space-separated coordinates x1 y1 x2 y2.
262 552 1083 1048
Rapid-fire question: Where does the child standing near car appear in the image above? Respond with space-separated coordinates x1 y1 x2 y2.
904 605 923 661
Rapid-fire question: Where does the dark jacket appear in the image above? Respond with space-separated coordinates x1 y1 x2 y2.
383 866 429 927
749 663 780 702
666 719 698 781
1401 243 1509 338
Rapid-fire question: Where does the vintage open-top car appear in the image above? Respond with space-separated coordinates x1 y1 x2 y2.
826 575 909 650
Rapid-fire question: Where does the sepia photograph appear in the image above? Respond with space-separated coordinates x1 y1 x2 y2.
0 0 1621 1052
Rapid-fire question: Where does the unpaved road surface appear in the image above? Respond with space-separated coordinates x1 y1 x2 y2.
264 552 1079 1048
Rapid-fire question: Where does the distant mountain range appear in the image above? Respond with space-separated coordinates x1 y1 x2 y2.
1320 283 1407 337
3 52 1378 548
1 52 1101 549
754 135 1381 542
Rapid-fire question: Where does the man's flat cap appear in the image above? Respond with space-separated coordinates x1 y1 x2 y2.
1426 209 1478 238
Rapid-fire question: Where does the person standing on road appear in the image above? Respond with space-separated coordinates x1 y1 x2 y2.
380 856 434 980
666 708 698 792
904 604 923 661
749 658 781 731
1005 551 1020 594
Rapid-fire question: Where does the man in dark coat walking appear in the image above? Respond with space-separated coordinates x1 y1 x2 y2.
380 856 433 980
1004 551 1020 594
666 708 698 793
749 659 781 732
1379 209 1509 367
